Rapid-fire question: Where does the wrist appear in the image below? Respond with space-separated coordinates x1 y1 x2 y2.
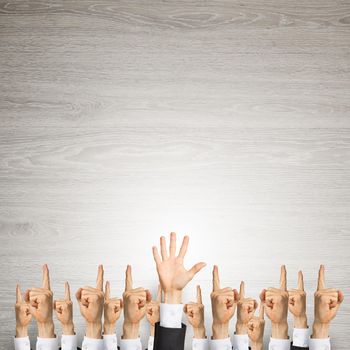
235 321 248 335
212 322 229 339
15 325 28 338
164 290 182 304
193 326 206 339
62 322 75 335
271 321 289 339
251 341 264 350
312 322 329 339
294 315 308 329
86 322 102 339
123 321 140 339
103 322 116 335
37 320 55 338
150 325 155 337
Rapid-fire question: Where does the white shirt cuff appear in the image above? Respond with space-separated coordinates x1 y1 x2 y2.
61 335 78 350
210 337 232 350
119 338 142 350
232 334 249 350
14 337 31 350
36 337 59 350
148 336 154 350
82 337 104 350
193 338 209 350
269 338 290 350
293 328 310 348
103 334 118 350
160 303 183 328
309 337 331 350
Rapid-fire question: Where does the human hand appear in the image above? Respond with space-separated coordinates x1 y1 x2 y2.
123 265 151 339
54 282 74 335
260 265 289 339
211 265 238 339
25 264 55 338
76 265 104 339
146 285 161 336
152 232 206 304
104 281 123 335
236 281 258 335
312 265 344 339
184 285 206 339
15 284 32 338
288 271 307 328
247 304 265 350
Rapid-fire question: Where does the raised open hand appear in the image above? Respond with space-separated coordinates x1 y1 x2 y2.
288 271 307 328
236 281 258 334
25 264 54 338
123 265 151 339
152 232 206 303
76 265 104 339
184 285 206 339
211 265 238 339
260 265 289 339
15 284 32 337
312 265 343 339
247 304 265 350
54 282 74 335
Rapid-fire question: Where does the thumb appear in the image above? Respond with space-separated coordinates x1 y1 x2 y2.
188 262 206 279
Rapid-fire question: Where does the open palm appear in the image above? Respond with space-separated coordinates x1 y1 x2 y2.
152 233 206 292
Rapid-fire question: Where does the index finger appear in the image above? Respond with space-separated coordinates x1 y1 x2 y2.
96 265 104 291
196 285 202 304
239 281 245 300
105 281 111 300
125 265 133 291
213 265 220 291
64 282 71 301
156 285 162 303
297 271 304 291
42 264 51 290
317 265 325 291
258 303 264 319
280 265 287 291
16 284 23 303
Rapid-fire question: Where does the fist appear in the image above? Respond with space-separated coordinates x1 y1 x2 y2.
104 281 123 326
236 281 258 333
15 284 32 328
184 285 205 330
76 265 104 324
146 285 161 327
247 304 265 345
54 282 73 326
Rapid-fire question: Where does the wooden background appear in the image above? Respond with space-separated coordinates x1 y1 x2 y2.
0 0 349 348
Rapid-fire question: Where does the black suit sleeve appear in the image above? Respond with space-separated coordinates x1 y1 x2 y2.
291 343 309 350
153 322 186 350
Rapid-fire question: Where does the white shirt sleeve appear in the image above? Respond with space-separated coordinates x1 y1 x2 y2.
61 334 78 350
81 337 104 350
36 337 59 350
193 338 209 350
119 338 142 350
159 303 183 328
309 337 331 350
14 337 31 350
292 328 310 348
232 334 249 350
268 338 290 350
147 336 154 350
103 334 118 350
210 337 232 350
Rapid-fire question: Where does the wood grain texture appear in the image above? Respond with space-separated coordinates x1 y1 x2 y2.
0 0 349 348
